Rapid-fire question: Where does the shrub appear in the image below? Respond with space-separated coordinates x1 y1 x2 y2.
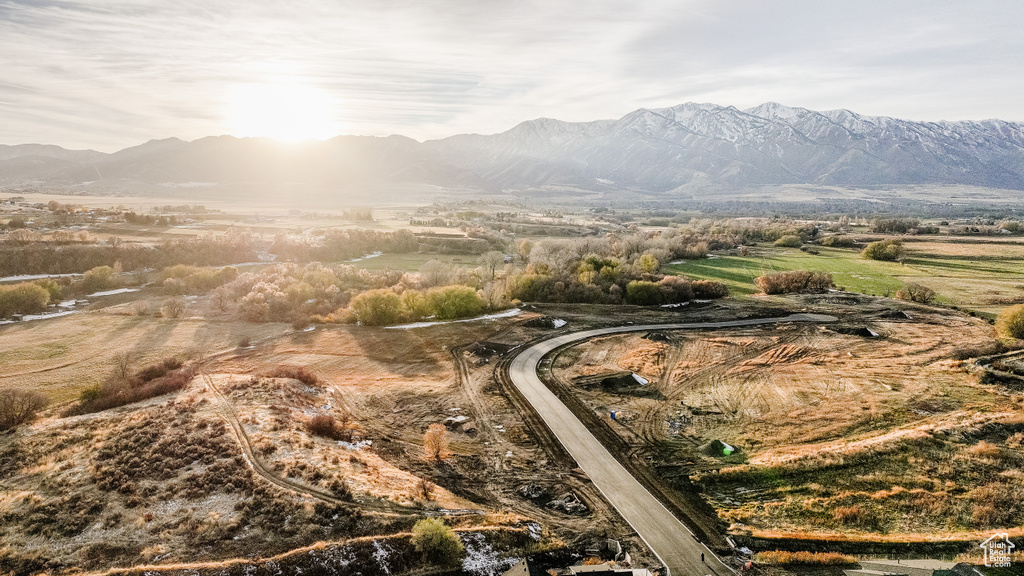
755 270 834 294
425 285 484 320
69 368 193 415
134 357 183 382
773 235 803 248
626 280 665 305
81 265 115 293
637 252 660 273
754 551 857 566
658 275 694 303
997 304 1024 339
0 282 50 317
411 518 465 567
306 414 353 442
349 289 403 326
820 235 857 248
423 423 449 460
161 265 238 294
0 389 47 431
895 283 936 304
691 280 728 299
266 365 319 386
160 297 187 318
862 239 905 261
872 218 916 234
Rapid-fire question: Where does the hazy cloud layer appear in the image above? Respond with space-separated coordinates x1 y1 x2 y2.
2 0 1022 150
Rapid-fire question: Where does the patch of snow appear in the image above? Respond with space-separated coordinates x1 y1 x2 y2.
372 539 393 575
303 326 316 332
86 287 140 297
661 302 689 308
337 440 372 450
0 310 79 324
632 373 649 385
385 308 521 330
346 251 383 263
446 415 468 423
552 318 567 328
461 531 520 576
526 522 543 541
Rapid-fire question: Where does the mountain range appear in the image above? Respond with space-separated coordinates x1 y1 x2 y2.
3 102 1024 194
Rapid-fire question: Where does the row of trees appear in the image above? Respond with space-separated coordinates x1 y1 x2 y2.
343 285 485 326
0 234 261 276
755 271 834 295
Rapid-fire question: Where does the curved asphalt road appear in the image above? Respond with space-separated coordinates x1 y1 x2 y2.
507 313 837 576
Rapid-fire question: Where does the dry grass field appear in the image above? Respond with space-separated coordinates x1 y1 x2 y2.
0 307 290 404
0 302 648 574
551 301 1024 541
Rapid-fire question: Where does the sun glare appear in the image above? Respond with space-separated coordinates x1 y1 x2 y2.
225 83 341 143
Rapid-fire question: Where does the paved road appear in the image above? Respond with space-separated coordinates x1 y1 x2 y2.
506 314 837 576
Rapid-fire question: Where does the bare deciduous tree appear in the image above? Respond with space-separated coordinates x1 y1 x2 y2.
112 351 134 380
480 251 505 279
417 477 434 501
211 287 231 312
0 389 47 430
161 297 186 318
423 423 449 460
129 300 150 316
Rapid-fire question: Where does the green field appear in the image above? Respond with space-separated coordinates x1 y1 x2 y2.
347 252 484 271
665 243 1024 318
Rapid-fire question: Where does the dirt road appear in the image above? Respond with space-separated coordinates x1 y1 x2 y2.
505 314 836 576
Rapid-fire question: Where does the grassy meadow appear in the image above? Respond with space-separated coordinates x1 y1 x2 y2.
666 237 1024 318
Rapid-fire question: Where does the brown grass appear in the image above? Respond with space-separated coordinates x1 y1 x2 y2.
754 550 856 565
0 311 289 403
264 365 319 386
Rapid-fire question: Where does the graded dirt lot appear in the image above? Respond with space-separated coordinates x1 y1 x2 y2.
548 296 1024 545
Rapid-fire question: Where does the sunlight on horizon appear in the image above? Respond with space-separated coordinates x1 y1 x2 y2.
224 82 342 143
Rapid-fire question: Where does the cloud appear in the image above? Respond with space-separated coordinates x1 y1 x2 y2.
1 0 1022 150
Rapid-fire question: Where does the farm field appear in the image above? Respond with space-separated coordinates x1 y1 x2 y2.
549 297 1024 544
666 237 1024 317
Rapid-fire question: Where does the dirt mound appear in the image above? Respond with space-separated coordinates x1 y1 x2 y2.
831 325 881 338
523 316 561 328
466 341 514 357
700 439 738 457
878 309 913 320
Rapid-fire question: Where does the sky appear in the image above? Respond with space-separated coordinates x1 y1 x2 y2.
2 0 1023 151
